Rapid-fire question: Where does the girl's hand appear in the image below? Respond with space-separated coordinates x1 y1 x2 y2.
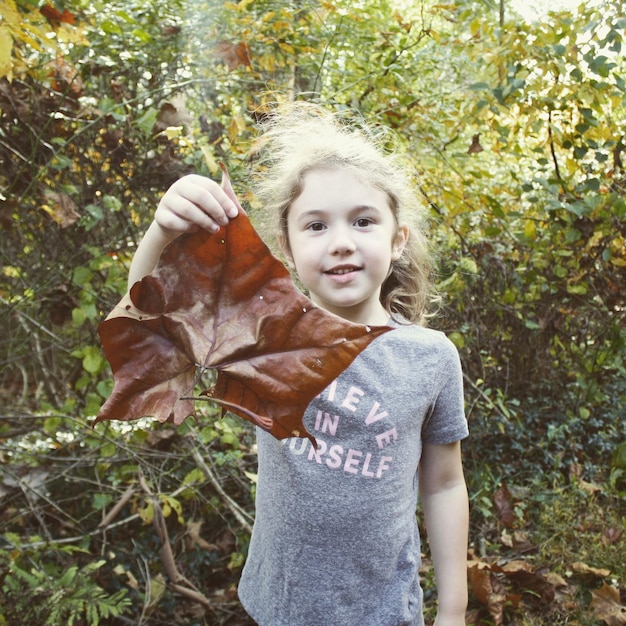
154 174 239 240
128 174 240 286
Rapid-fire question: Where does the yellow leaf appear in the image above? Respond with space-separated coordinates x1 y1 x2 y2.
244 470 258 483
0 0 20 26
543 571 568 588
56 23 89 46
161 125 184 140
0 26 13 79
578 479 602 495
278 41 295 54
228 115 246 143
524 219 536 240
114 563 139 589
15 30 45 52
201 145 219 174
138 501 154 524
17 21 55 53
145 573 166 610
161 494 184 524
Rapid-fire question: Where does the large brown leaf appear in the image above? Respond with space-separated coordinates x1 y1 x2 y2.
95 172 391 445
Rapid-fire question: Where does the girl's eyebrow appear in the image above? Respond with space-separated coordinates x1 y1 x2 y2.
351 204 384 214
297 205 384 219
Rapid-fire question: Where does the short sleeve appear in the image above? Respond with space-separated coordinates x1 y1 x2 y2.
422 337 468 445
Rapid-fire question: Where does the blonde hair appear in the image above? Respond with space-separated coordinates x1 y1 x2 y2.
251 102 435 326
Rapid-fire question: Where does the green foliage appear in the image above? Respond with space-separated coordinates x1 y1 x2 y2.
0 549 131 625
421 1 626 426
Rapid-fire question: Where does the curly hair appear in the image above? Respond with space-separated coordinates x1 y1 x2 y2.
250 102 436 326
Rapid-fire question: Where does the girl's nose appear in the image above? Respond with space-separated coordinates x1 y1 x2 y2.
328 225 356 255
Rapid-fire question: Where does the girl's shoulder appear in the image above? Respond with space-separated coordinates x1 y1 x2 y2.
381 320 460 360
388 318 453 342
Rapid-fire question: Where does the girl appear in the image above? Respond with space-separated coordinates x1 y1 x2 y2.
129 104 469 626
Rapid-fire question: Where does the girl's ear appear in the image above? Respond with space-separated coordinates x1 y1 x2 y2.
391 224 409 261
278 233 295 267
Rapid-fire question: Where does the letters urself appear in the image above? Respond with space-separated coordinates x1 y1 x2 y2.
283 380 397 479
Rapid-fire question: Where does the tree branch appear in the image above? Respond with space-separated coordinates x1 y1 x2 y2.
137 470 212 607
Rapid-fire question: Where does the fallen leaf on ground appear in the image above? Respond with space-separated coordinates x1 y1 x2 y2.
494 483 515 528
590 582 626 626
468 559 520 625
572 561 611 578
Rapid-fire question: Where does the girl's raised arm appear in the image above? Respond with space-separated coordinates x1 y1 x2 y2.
128 174 239 287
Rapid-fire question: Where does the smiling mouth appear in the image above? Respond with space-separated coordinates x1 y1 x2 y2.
326 266 360 275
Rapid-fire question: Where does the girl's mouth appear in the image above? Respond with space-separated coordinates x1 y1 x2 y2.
326 265 360 275
324 266 361 284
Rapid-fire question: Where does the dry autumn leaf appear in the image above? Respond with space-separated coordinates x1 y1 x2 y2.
572 561 612 578
95 167 391 445
40 3 75 26
42 190 80 227
184 521 215 552
214 41 252 69
467 559 514 625
494 560 555 604
493 483 515 528
467 555 582 622
591 582 626 626
603 527 623 546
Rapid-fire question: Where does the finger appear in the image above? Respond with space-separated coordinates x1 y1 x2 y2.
183 175 239 220
155 198 204 233
157 195 222 233
159 177 237 232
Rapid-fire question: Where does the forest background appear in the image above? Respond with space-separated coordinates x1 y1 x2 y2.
0 0 625 624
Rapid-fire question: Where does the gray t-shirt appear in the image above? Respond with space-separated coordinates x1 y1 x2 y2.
238 324 468 626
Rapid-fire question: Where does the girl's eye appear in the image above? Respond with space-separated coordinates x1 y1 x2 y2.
355 217 373 228
307 222 326 232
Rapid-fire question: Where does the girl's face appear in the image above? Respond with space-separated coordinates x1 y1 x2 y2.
284 168 408 326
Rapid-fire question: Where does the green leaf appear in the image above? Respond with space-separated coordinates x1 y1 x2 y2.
567 282 588 295
182 467 205 486
135 108 159 137
92 493 113 510
101 19 123 35
96 379 113 399
72 266 93 287
132 28 153 43
82 345 104 374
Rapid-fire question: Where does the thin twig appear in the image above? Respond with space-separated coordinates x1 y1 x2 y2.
0 295 69 347
98 484 136 528
463 372 510 421
190 446 253 534
10 512 141 550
